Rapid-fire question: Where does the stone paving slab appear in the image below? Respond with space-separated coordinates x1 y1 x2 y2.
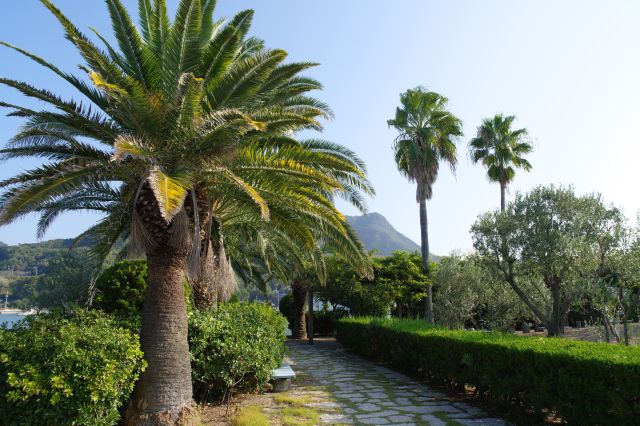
287 341 510 425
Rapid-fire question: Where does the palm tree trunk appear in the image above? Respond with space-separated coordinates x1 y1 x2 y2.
291 281 307 339
500 182 506 212
419 199 434 324
126 249 196 425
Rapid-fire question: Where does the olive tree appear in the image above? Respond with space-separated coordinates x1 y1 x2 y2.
433 253 526 330
582 210 640 344
472 185 618 336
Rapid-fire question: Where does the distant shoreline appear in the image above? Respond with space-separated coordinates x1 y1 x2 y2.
0 309 36 315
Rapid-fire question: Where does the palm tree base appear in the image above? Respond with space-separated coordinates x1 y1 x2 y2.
125 402 199 426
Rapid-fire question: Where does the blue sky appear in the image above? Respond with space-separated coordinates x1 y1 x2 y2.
1 1 640 255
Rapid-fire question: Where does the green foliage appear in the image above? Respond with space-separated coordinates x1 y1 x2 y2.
32 252 92 309
317 251 429 318
279 292 294 329
471 185 625 334
376 251 429 317
387 87 462 202
0 310 145 426
312 308 349 336
93 260 148 322
468 114 532 193
318 255 394 317
189 302 288 401
433 254 526 329
0 238 91 273
337 317 640 425
92 259 195 328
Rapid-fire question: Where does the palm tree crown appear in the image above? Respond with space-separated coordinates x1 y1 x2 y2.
0 0 374 421
387 87 462 202
0 0 373 272
469 113 532 210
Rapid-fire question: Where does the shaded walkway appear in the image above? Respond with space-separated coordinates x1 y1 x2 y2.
286 339 508 425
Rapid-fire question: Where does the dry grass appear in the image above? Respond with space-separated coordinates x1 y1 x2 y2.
231 405 270 426
281 406 321 426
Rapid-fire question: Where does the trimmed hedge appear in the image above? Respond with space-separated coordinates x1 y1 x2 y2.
336 317 640 425
0 311 146 426
189 302 288 401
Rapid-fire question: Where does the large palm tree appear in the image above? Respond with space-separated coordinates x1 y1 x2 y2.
387 87 462 324
0 1 372 423
469 114 532 211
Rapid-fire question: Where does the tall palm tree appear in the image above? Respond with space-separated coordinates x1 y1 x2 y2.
0 1 372 423
469 114 532 211
387 87 462 324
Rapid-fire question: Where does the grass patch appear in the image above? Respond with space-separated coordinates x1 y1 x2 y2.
274 392 314 406
281 406 321 426
231 405 269 426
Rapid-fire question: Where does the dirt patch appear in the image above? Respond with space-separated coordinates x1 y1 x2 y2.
200 394 277 426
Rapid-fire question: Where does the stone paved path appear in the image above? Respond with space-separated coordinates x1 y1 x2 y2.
286 340 508 426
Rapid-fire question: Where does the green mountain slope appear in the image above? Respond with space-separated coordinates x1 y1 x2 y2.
0 238 91 274
346 212 439 260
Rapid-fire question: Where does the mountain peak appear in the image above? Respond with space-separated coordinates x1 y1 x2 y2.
346 212 422 257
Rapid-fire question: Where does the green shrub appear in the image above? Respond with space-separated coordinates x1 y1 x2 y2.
336 317 640 426
93 260 147 323
189 302 288 401
0 310 146 426
279 293 294 330
92 260 192 328
313 308 349 336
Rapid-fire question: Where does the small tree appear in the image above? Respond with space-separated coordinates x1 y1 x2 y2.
472 185 618 336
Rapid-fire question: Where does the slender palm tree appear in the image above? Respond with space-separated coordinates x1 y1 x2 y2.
469 114 532 211
387 87 462 324
0 1 372 423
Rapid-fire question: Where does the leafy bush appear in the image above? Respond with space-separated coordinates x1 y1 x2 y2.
0 310 146 426
313 308 349 336
92 260 193 327
189 302 288 401
336 317 640 426
93 260 148 322
279 293 294 329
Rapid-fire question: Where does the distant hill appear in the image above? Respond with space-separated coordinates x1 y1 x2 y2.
0 213 436 272
0 238 91 274
346 212 439 259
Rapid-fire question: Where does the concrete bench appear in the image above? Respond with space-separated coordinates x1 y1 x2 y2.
271 364 295 392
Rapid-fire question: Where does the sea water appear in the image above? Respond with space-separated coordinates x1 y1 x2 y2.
0 313 25 329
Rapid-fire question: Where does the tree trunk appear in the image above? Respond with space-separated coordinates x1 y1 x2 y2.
618 286 629 346
548 282 565 337
603 312 611 343
308 291 314 345
291 282 307 339
419 199 434 324
500 182 506 212
602 313 620 343
126 249 196 425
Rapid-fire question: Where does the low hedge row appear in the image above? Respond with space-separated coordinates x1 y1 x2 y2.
336 317 640 425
